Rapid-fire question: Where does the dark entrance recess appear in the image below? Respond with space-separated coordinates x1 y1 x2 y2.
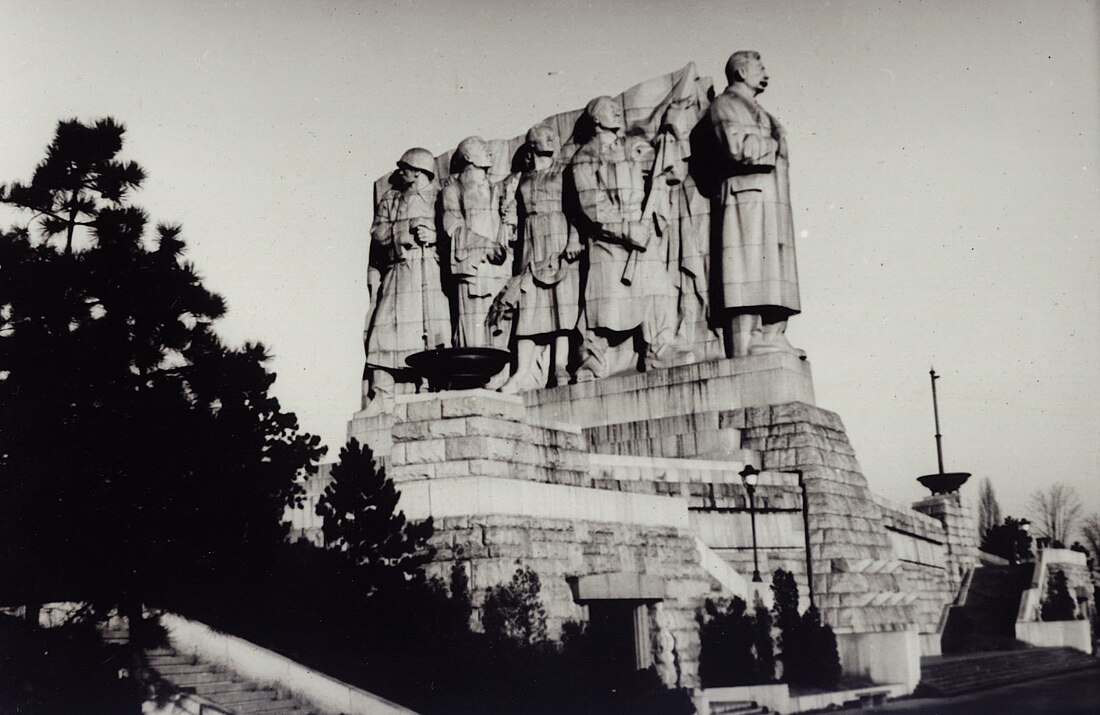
587 601 648 679
569 573 665 681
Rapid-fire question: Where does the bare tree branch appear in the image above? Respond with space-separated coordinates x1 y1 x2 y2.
1027 483 1084 545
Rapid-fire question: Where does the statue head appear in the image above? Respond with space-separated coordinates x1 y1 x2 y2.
454 136 493 171
396 147 436 187
525 123 559 157
584 96 624 133
725 50 769 95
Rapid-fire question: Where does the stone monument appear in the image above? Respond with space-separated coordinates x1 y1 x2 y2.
329 55 979 693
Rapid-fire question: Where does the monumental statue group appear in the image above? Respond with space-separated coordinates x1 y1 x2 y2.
362 52 801 413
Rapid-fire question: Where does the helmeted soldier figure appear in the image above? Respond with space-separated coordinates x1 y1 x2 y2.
569 96 678 380
499 123 583 392
442 136 514 349
363 147 451 414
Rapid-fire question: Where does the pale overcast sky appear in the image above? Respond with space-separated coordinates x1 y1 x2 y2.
3 0 1098 525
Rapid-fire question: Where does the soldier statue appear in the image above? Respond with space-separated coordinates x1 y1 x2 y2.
569 96 679 380
363 147 451 414
499 123 583 392
442 136 514 349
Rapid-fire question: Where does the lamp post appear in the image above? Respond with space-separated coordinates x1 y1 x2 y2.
739 465 763 583
740 465 816 608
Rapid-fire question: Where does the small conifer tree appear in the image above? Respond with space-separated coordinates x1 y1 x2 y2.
316 438 434 594
753 592 776 682
1040 569 1077 621
482 565 548 646
799 605 842 689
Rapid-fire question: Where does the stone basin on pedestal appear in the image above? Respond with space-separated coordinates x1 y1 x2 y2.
406 347 511 391
917 471 971 495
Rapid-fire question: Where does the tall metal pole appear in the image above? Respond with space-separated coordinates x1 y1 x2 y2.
930 367 945 475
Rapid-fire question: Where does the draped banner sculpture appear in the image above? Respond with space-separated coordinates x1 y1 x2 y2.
361 53 801 413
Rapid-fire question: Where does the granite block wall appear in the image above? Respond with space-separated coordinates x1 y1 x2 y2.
424 515 723 690
728 402 920 632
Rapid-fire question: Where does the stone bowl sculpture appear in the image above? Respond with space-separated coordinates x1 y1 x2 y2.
917 471 971 495
406 347 511 391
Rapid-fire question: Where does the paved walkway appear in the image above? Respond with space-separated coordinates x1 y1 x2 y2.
855 669 1100 714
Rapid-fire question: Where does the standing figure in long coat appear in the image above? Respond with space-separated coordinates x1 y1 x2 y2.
570 96 678 380
708 50 801 358
499 123 583 392
442 136 514 349
363 147 451 414
653 99 723 362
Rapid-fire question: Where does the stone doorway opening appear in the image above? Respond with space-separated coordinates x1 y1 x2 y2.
570 572 666 680
586 600 653 678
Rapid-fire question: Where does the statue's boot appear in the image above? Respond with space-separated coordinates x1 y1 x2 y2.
751 320 806 359
499 340 542 393
726 313 761 358
552 334 573 387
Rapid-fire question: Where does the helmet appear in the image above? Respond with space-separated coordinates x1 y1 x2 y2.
397 147 436 179
455 136 492 170
525 123 559 155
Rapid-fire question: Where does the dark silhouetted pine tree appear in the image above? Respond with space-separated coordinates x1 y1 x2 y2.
981 516 1033 564
0 118 324 631
315 438 434 595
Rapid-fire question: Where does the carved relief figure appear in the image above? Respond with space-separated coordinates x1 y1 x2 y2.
499 124 582 392
653 99 723 362
569 96 679 380
708 51 801 357
363 148 451 413
442 136 514 349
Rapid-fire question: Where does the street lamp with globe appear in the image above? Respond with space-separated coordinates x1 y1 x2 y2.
739 464 764 583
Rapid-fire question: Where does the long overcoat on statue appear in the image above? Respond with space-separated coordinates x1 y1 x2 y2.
513 163 581 337
708 85 801 316
366 185 451 369
442 169 513 347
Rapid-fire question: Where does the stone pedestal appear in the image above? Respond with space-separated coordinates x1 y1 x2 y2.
331 357 941 689
727 402 919 633
912 492 978 591
526 351 815 429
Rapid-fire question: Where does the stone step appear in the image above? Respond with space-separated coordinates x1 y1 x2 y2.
188 680 254 696
162 669 233 686
211 687 280 705
918 648 1099 696
941 565 1030 653
146 646 315 714
234 698 306 714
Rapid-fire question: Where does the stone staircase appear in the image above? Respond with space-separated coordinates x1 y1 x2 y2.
940 563 1030 653
707 700 772 715
146 647 317 714
917 647 1099 697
